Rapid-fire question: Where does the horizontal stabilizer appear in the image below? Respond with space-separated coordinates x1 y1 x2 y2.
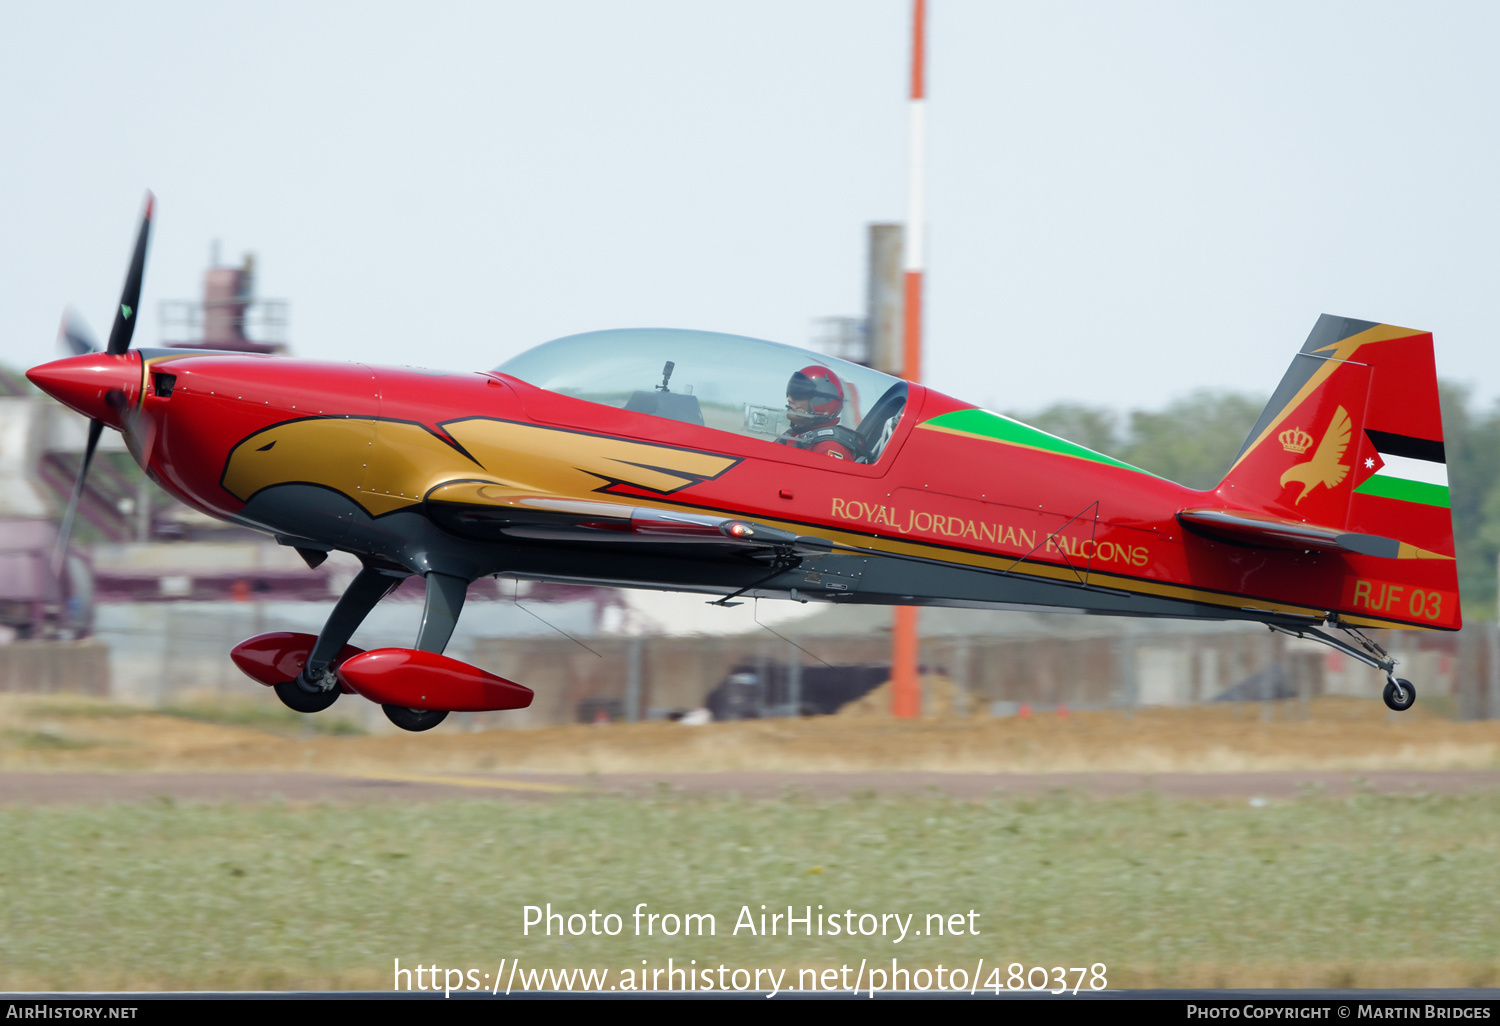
1176 508 1449 560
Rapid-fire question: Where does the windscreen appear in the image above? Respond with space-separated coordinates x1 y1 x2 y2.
496 328 907 461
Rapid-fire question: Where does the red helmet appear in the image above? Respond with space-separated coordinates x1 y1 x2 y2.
786 365 844 427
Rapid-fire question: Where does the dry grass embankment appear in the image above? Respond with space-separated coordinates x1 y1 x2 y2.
1 693 1496 777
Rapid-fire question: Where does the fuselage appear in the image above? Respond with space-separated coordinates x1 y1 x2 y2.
26 342 1461 633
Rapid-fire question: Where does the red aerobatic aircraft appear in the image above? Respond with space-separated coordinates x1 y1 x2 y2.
28 199 1459 729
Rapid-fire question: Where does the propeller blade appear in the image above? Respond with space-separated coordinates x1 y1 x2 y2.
52 418 104 575
105 193 154 356
57 308 100 356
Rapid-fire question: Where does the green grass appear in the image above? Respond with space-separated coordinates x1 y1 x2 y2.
13 698 364 737
156 701 365 736
0 793 1497 990
13 700 152 720
0 728 97 752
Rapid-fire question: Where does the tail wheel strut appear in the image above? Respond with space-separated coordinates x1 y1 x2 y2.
1267 620 1415 713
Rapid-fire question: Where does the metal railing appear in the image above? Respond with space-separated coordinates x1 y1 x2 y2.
159 298 289 346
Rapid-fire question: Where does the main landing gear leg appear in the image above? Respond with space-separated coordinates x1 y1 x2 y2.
382 572 468 732
1266 620 1414 712
274 566 405 714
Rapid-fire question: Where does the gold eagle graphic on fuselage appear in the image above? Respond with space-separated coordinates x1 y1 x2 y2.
1278 406 1351 506
221 416 740 517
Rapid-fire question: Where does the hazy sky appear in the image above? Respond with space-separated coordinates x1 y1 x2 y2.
3 2 1497 417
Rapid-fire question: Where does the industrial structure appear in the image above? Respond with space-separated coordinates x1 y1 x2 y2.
159 249 289 355
0 250 305 639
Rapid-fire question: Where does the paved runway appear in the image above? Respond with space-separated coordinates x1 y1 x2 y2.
3 769 1500 803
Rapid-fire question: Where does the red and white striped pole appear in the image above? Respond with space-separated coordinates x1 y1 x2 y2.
903 0 926 387
891 0 926 720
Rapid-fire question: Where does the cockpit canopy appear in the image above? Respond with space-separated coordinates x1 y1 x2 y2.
496 328 908 463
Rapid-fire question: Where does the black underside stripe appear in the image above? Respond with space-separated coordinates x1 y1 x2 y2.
1365 429 1445 464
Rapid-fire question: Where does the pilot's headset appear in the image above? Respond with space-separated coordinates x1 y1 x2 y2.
786 365 844 427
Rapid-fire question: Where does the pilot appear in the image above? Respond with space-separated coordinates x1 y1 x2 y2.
779 365 867 461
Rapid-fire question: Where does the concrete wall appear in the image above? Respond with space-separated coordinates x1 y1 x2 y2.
4 605 1493 730
470 624 1488 726
0 639 109 695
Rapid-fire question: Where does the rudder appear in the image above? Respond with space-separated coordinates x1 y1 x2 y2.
1213 314 1459 628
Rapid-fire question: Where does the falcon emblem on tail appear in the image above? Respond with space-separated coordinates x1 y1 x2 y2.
1279 405 1351 505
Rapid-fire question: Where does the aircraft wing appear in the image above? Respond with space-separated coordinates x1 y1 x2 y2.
424 484 832 554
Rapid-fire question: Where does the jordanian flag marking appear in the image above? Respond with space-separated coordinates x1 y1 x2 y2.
1356 429 1449 508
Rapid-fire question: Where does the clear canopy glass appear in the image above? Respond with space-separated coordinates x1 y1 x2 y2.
496 328 908 462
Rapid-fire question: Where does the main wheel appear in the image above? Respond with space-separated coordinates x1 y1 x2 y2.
383 705 449 732
1383 678 1416 712
273 676 340 713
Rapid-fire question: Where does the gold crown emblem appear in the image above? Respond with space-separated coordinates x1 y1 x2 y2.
1279 426 1312 454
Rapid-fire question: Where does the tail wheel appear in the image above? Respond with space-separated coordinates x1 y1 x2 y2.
1383 678 1416 712
383 705 449 732
273 677 340 713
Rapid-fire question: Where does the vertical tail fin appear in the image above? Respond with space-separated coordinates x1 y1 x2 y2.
1214 314 1459 628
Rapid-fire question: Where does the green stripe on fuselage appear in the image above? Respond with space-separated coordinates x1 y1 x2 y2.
1354 475 1451 508
922 409 1154 476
